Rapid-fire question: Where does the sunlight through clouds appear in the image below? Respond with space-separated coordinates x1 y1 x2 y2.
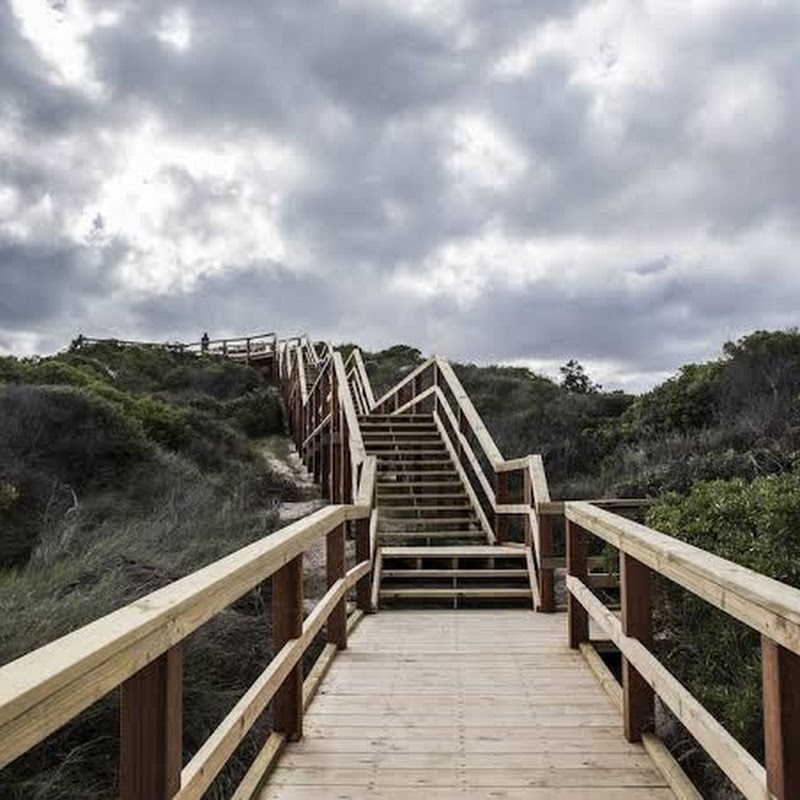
9 0 116 97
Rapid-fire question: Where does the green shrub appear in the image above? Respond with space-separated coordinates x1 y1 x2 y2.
647 473 800 762
222 387 283 437
131 396 191 451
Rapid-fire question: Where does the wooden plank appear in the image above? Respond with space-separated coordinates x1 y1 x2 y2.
538 512 556 613
567 501 800 657
621 553 654 742
496 471 510 543
380 546 525 558
567 520 588 648
434 358 504 466
433 410 494 542
326 525 347 649
259 608 677 799
177 562 370 799
642 734 703 800
567 575 767 800
355 516 371 612
762 637 800 799
352 348 376 409
371 550 383 611
303 644 338 711
120 645 182 800
231 733 286 800
434 389 497 510
371 357 436 411
272 556 304 740
579 645 701 800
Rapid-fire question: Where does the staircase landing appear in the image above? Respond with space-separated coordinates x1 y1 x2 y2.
258 611 676 799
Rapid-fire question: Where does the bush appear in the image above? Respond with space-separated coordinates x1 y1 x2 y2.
0 385 151 492
647 473 800 764
222 387 283 437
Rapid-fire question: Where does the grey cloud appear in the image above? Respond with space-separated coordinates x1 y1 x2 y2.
0 0 798 387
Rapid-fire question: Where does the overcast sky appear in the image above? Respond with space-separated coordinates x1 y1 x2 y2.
1 1 798 390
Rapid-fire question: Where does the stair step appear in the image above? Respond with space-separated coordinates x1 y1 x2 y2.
368 445 447 451
380 530 485 540
383 569 528 578
382 546 525 558
360 414 433 422
361 424 438 431
378 461 454 468
363 430 439 437
379 588 531 599
378 493 469 501
377 480 463 488
380 519 478 530
381 504 472 512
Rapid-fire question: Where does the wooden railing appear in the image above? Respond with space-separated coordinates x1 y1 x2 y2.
0 333 377 800
0 504 372 800
564 501 800 800
365 355 552 605
73 333 278 370
280 337 375 607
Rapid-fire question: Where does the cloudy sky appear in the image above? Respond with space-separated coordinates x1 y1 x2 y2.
1 0 798 390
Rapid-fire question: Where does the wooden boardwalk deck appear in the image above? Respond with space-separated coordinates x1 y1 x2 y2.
258 610 676 799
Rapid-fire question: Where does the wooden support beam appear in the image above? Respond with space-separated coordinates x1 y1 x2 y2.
272 556 303 741
495 471 510 544
763 636 800 799
355 517 371 613
523 468 533 548
538 513 556 613
566 519 588 648
120 645 182 800
326 524 347 649
621 553 654 742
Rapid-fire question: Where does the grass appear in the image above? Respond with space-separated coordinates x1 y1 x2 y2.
0 343 317 798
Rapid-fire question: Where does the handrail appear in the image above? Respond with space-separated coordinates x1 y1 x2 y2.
351 349 376 409
567 502 800 655
0 503 370 784
371 356 436 410
434 357 504 467
564 501 800 800
365 352 553 603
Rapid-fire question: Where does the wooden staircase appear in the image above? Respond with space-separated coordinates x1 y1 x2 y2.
361 413 534 608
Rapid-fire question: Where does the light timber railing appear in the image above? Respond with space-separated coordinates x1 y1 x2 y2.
0 333 378 800
280 337 375 608
564 501 800 800
0 504 373 800
73 333 278 371
366 355 553 605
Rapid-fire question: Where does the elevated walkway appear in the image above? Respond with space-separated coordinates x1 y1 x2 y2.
259 611 675 799
1 333 798 800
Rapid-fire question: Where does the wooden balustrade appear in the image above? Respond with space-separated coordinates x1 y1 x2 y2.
0 504 371 797
564 501 800 800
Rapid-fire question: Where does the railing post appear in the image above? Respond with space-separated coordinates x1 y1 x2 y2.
522 469 532 547
762 637 800 799
538 513 555 613
327 523 347 649
355 515 371 612
566 519 588 648
495 470 509 544
120 645 182 800
272 555 303 741
621 553 654 742
331 381 342 504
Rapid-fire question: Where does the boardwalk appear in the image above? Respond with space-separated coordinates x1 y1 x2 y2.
259 611 676 799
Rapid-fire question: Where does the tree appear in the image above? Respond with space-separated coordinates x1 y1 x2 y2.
559 359 600 394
